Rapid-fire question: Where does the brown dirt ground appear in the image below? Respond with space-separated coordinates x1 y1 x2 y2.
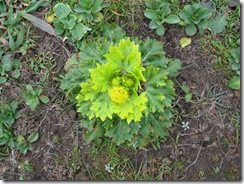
0 5 241 181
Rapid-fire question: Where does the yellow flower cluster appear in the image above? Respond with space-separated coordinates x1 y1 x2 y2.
109 86 129 104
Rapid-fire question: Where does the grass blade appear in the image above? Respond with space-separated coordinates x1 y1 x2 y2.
25 0 49 13
7 28 16 54
15 26 25 48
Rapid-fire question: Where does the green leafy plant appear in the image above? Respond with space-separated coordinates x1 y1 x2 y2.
0 101 38 155
74 0 106 23
76 39 147 123
0 101 21 154
0 7 24 55
23 85 50 111
228 47 240 75
0 53 21 84
227 47 240 90
59 23 126 103
179 3 212 36
25 0 49 13
181 84 193 102
61 25 181 148
144 1 180 36
228 76 240 90
207 12 228 34
52 1 106 49
16 132 39 155
53 3 86 41
0 100 40 155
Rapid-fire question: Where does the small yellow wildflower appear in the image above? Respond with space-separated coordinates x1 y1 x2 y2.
109 86 129 104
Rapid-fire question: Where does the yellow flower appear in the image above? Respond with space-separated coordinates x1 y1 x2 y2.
109 86 129 104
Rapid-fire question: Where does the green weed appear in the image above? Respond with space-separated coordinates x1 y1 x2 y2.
23 85 50 111
0 100 39 155
144 0 180 36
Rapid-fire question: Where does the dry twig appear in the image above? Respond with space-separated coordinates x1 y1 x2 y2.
185 143 203 171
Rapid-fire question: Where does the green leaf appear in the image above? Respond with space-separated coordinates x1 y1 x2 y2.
15 26 25 49
2 54 13 72
74 4 86 13
166 58 181 77
105 121 133 145
19 12 56 36
92 3 102 13
185 93 192 102
17 142 29 154
148 114 171 138
14 111 21 120
228 76 240 90
89 93 113 121
71 23 84 40
60 14 77 29
149 20 158 29
0 76 7 84
89 62 118 92
144 66 169 113
0 136 9 146
53 3 71 19
35 88 43 96
0 1 6 13
112 92 147 123
164 14 180 24
159 3 171 18
80 12 93 22
208 13 227 34
11 69 21 79
181 84 190 93
8 28 16 54
1 109 15 126
179 11 192 24
144 9 158 20
197 9 212 22
39 95 49 103
27 132 39 143
231 63 240 71
8 138 16 148
230 47 240 62
53 20 65 35
180 37 191 48
25 0 49 13
26 84 34 92
186 24 197 36
156 25 165 36
139 39 165 62
26 96 39 111
10 101 18 110
104 39 145 81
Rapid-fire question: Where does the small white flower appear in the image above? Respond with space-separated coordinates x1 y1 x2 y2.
182 121 190 131
105 164 113 173
84 26 92 34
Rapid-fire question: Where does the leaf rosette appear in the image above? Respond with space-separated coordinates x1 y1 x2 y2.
61 26 181 147
76 39 147 123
